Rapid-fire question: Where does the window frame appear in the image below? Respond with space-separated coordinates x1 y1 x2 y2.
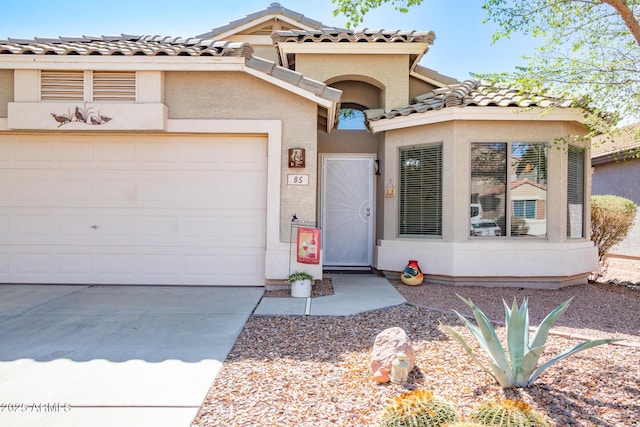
470 141 549 239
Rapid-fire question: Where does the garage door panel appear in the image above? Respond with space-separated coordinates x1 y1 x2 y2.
55 253 93 277
15 252 51 276
98 253 136 277
0 134 267 286
98 140 137 163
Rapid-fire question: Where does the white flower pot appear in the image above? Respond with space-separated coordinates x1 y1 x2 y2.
291 279 311 298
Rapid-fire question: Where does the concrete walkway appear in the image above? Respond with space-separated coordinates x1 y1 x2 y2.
0 285 263 427
254 273 406 316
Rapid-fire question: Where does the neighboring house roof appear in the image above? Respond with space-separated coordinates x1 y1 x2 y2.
592 123 640 163
196 2 336 40
512 178 547 191
365 79 574 123
0 35 254 57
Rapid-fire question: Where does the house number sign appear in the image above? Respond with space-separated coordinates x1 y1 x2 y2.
287 174 309 185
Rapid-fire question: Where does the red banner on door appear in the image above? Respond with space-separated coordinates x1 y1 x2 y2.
297 227 320 264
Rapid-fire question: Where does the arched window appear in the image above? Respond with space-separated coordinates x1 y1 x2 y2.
337 107 366 130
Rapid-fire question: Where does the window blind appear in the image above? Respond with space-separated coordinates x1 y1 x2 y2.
399 144 443 236
567 146 585 238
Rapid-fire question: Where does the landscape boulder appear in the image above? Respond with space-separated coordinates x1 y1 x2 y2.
370 327 415 381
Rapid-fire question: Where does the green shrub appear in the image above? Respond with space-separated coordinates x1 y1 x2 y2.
469 399 549 426
444 296 619 388
591 195 637 269
378 389 460 427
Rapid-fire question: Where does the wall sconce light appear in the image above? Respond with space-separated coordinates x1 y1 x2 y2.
374 159 381 175
288 148 305 168
384 179 395 197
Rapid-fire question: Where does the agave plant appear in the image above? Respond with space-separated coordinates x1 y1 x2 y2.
444 296 619 388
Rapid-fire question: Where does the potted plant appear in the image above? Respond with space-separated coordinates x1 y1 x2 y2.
288 271 313 298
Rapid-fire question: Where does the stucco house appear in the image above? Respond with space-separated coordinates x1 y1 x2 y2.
0 3 597 288
592 125 640 261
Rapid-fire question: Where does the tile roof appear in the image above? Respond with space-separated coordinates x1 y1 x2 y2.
592 123 640 158
0 35 253 57
196 2 334 39
271 28 435 44
0 33 341 111
365 79 574 122
245 56 342 103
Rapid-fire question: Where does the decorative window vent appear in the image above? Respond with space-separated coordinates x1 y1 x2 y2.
41 71 84 101
40 70 136 102
93 72 136 101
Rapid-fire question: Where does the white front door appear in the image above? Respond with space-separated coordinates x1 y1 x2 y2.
321 155 374 267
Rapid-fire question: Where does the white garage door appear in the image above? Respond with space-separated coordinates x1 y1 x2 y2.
0 134 267 286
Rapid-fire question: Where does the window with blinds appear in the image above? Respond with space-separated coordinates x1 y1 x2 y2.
93 72 136 101
399 144 443 237
41 71 84 101
567 146 585 238
470 142 548 238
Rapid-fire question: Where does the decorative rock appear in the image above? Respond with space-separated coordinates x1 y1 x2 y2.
370 327 415 377
373 367 390 383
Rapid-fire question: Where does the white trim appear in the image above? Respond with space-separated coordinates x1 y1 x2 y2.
0 56 247 71
368 107 588 133
277 42 429 56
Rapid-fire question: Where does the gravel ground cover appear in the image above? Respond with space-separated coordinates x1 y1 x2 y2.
193 267 639 427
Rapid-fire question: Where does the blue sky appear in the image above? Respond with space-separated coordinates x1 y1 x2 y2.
0 0 538 80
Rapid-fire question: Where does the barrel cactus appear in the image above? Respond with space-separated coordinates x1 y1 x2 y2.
469 399 549 426
378 389 460 427
444 423 486 427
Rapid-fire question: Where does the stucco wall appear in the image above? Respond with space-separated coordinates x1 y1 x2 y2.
408 77 437 100
592 157 640 257
0 70 13 118
164 71 318 242
593 158 640 204
294 54 409 109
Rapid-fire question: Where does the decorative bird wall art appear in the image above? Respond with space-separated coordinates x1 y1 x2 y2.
51 104 112 128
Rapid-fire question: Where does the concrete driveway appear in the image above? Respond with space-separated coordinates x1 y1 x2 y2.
0 284 263 427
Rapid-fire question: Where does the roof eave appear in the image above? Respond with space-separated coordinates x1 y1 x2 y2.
367 107 588 134
0 54 247 71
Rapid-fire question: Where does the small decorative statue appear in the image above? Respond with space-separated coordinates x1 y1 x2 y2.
390 352 410 384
